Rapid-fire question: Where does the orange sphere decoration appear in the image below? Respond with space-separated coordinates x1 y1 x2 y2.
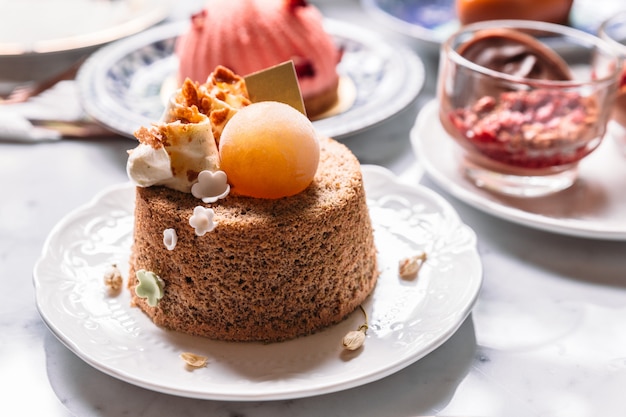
219 101 320 199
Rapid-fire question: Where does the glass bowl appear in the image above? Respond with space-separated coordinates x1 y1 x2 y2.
438 19 621 197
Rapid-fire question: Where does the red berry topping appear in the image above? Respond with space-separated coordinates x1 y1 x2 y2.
448 89 600 169
286 0 308 12
190 9 207 29
293 57 315 78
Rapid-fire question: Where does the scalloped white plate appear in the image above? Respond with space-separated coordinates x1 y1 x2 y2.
412 100 626 241
76 19 424 140
33 165 482 401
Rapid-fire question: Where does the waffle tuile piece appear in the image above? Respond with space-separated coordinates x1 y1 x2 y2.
164 65 251 146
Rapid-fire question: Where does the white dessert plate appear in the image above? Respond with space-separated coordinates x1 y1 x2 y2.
0 0 173 55
361 0 626 51
0 0 173 88
76 18 425 140
412 100 626 241
33 165 482 401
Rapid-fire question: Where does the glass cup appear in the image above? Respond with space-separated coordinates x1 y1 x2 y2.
598 11 626 155
438 20 621 197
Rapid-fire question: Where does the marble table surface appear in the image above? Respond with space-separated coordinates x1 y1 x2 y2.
2 1 625 416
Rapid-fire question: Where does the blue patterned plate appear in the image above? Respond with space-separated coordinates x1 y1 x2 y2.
76 19 425 140
361 0 626 50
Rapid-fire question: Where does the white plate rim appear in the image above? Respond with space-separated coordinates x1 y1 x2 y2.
412 99 626 241
0 0 174 56
33 165 482 401
76 18 425 140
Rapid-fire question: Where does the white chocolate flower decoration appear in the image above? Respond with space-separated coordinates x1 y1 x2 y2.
189 206 216 236
191 170 230 203
163 228 178 250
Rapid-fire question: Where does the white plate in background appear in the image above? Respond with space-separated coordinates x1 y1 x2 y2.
0 0 173 88
412 100 626 241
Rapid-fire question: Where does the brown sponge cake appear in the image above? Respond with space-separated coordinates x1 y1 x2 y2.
128 137 378 342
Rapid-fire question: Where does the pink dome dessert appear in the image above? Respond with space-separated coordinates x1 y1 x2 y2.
176 0 342 118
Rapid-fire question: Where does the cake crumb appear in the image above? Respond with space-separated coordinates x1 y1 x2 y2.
180 352 208 368
103 264 123 294
399 252 427 280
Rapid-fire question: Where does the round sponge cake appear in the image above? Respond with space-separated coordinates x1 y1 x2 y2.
128 137 378 342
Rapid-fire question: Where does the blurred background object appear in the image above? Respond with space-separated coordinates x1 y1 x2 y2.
598 10 626 155
361 0 625 52
456 0 573 25
0 0 173 95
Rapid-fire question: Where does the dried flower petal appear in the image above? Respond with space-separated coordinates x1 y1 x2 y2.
342 330 366 351
103 264 123 293
341 305 369 351
399 252 427 279
180 352 208 368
